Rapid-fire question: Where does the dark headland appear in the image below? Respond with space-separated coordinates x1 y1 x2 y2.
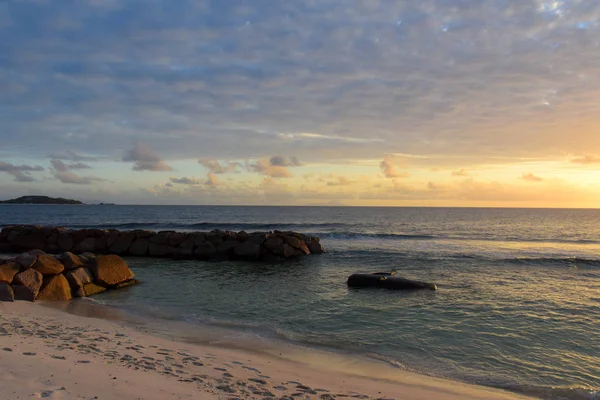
0 196 83 205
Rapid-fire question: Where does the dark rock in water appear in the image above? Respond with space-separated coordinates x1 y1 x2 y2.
347 273 437 290
234 241 261 260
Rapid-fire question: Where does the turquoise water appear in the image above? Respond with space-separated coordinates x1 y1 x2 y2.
1 205 599 399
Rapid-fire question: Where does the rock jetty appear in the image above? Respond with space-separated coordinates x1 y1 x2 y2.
0 250 137 302
0 225 326 261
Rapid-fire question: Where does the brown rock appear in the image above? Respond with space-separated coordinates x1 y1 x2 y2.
37 275 72 301
33 255 65 275
15 253 36 269
194 242 217 259
90 255 134 286
284 236 310 255
0 282 14 301
0 262 21 284
148 242 174 257
57 232 75 251
76 282 106 297
27 249 46 256
65 267 93 290
113 279 140 289
12 284 35 301
74 237 96 253
60 252 84 271
109 231 135 254
233 242 261 260
13 268 43 299
283 243 297 258
129 238 149 256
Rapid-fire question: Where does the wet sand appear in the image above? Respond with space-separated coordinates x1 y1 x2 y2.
0 301 534 400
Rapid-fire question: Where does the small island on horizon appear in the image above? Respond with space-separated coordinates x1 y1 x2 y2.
0 195 84 205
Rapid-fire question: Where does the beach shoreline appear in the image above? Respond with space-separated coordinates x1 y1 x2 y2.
0 300 534 400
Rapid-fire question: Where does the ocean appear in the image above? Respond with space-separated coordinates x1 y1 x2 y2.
1 205 599 400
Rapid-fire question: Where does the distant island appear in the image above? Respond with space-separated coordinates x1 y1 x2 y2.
0 195 84 205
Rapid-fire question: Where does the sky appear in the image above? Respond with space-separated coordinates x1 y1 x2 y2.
1 0 600 207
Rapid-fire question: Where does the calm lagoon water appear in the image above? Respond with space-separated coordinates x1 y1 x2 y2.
1 205 599 399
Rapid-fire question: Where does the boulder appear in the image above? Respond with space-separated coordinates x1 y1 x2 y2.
216 241 238 258
236 231 249 242
37 275 72 301
76 282 106 297
13 268 43 299
106 230 120 248
264 236 284 250
205 233 223 246
15 253 37 269
234 242 261 260
194 242 217 259
60 252 84 271
57 232 75 251
192 233 206 246
309 240 326 254
168 232 187 247
150 231 171 244
90 255 134 286
113 279 140 289
129 238 149 256
281 243 296 258
79 252 96 264
27 249 46 256
148 242 174 257
0 262 21 284
33 255 65 275
11 232 46 251
246 233 267 245
94 235 108 252
284 236 311 255
0 282 14 301
134 230 155 239
65 267 93 290
109 231 135 254
13 285 36 301
74 237 97 253
174 237 195 259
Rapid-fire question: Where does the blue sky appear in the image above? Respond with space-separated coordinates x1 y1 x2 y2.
1 0 600 206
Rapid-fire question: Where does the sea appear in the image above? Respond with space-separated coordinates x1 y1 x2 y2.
1 205 599 400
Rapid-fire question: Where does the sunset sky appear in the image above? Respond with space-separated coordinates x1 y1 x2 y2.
1 0 600 207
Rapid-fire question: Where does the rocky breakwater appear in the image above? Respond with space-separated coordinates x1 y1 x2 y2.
0 250 138 302
0 225 326 261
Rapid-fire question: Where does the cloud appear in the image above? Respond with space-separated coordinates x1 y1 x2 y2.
49 150 99 162
326 176 353 186
521 173 544 182
0 161 44 182
452 169 468 177
379 156 408 178
205 173 219 186
169 176 203 185
247 157 299 178
50 159 104 184
198 159 239 174
427 181 446 190
269 156 301 167
570 155 600 164
123 143 173 172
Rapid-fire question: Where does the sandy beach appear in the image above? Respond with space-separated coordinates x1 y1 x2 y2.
0 301 534 400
